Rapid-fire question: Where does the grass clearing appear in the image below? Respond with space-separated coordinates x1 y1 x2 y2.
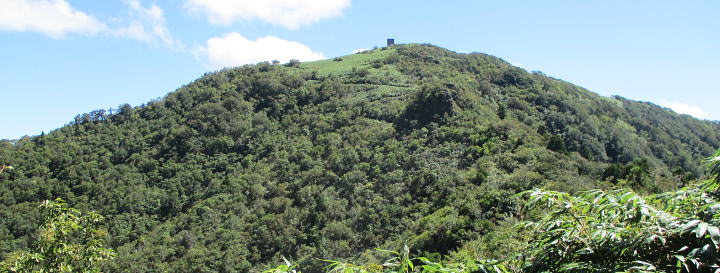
299 47 396 75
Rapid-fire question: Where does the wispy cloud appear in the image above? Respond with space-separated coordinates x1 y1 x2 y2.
0 0 182 50
185 0 351 29
113 0 183 50
197 32 324 69
659 100 708 119
0 0 106 38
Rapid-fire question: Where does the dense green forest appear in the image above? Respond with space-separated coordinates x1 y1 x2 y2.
1 44 719 272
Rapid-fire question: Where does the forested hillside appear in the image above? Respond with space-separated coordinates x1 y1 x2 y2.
1 44 719 272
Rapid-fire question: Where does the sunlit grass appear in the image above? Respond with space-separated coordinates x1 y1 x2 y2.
300 47 397 76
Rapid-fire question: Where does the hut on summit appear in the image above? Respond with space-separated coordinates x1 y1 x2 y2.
387 38 395 47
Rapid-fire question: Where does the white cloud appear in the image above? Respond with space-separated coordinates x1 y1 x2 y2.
0 0 106 38
113 0 183 50
185 0 350 29
659 100 708 119
198 32 324 69
0 0 182 49
352 48 370 54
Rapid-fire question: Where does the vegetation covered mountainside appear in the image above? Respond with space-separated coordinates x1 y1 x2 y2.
1 44 719 272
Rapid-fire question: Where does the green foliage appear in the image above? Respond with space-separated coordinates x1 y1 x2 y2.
300 48 396 76
0 199 114 273
264 256 301 273
546 135 566 153
312 246 510 273
286 59 301 68
602 158 654 188
295 149 720 273
397 83 455 130
404 207 470 254
518 171 720 272
0 44 718 272
705 149 720 187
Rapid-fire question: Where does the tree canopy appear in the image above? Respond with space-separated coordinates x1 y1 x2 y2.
1 44 719 272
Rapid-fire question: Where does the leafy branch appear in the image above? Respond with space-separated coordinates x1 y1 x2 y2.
0 199 115 273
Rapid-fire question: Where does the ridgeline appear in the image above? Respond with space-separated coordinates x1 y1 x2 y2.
1 44 719 272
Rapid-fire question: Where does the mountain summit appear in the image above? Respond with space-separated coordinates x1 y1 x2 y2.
1 44 718 272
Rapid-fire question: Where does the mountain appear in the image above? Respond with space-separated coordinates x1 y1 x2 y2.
1 44 719 272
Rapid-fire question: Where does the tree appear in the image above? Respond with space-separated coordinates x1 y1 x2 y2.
285 59 301 67
0 199 114 273
547 135 566 153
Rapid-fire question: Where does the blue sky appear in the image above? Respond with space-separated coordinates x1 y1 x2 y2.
1 0 718 139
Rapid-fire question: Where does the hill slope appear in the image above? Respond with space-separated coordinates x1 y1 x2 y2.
1 44 719 272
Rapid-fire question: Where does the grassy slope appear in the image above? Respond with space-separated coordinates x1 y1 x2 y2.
299 48 397 75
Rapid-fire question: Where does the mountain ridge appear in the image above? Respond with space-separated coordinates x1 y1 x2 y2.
1 43 719 272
